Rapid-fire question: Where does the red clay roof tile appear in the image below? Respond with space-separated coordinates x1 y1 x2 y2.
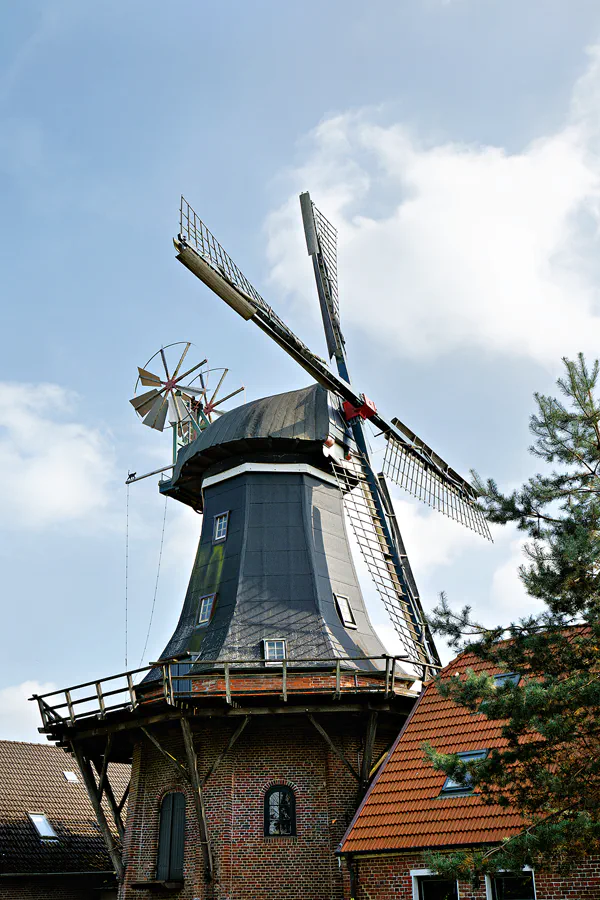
340 651 522 853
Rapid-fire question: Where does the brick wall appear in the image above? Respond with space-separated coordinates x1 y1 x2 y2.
0 876 117 900
348 851 600 899
120 710 398 900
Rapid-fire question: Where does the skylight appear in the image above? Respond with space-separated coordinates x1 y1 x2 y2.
63 770 79 783
494 673 521 688
440 750 488 796
28 812 58 840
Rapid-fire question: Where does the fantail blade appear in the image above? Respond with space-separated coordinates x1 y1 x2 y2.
138 367 163 387
142 394 169 431
130 389 160 417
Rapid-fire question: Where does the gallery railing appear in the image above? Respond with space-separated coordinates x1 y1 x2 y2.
31 655 420 730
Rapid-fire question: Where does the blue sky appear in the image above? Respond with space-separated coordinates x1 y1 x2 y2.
2 0 600 739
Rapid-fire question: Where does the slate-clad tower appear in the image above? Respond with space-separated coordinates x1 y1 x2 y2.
156 383 387 667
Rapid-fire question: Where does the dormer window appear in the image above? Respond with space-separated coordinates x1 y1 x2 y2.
198 594 216 626
334 593 356 628
263 639 286 665
440 750 488 796
213 512 229 543
28 812 58 841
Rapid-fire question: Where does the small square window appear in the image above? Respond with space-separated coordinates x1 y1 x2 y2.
440 750 488 795
264 639 286 665
63 771 79 783
213 512 229 543
489 872 535 899
28 813 58 840
334 593 357 628
198 594 216 626
494 673 521 688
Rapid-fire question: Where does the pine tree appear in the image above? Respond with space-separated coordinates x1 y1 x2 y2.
423 354 600 881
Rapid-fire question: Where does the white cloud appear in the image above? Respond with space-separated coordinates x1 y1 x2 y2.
266 47 600 366
0 681 56 743
0 382 115 529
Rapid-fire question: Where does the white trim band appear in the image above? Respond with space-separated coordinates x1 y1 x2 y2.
202 461 339 491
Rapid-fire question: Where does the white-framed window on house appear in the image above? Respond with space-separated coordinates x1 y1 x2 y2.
440 749 488 796
263 639 286 665
213 511 229 543
198 594 216 626
28 812 58 841
411 869 459 900
486 869 536 900
333 593 357 629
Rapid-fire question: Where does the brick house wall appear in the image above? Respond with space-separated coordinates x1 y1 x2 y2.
120 711 398 900
346 852 600 899
0 878 117 900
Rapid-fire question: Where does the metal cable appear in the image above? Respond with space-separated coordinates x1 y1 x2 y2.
125 482 130 669
138 495 168 667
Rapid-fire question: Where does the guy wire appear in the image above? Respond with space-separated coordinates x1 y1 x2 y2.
138 495 168 668
125 481 130 669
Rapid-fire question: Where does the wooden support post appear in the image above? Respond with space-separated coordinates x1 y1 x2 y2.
180 717 214 882
224 663 231 705
96 682 106 718
96 735 112 801
117 781 130 816
127 673 137 709
307 714 360 781
335 660 341 699
65 690 75 724
202 716 250 786
140 727 189 780
102 774 126 841
93 754 126 842
359 711 378 795
281 661 287 702
71 742 124 881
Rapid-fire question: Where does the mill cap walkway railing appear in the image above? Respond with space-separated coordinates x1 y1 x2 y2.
31 655 422 731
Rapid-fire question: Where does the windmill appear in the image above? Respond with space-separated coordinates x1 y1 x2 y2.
173 194 491 673
128 341 244 474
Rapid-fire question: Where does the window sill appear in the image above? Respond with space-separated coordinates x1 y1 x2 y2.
263 835 298 842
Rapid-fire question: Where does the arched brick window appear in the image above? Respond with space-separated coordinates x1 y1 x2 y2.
157 792 185 881
264 785 296 836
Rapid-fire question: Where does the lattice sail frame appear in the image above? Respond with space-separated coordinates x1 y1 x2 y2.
331 454 436 672
382 431 491 541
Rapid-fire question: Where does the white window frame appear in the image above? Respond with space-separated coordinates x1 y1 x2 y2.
410 868 460 900
333 593 357 629
263 638 287 666
28 812 58 840
198 593 216 626
485 867 536 900
63 770 79 783
213 511 229 543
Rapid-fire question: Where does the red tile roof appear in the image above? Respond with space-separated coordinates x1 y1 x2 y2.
340 651 523 854
0 739 129 874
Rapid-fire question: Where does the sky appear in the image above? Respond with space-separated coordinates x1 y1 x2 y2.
2 0 600 741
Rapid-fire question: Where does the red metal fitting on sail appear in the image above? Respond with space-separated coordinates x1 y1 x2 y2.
343 396 377 422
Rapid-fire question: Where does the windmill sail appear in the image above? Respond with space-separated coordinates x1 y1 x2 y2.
174 195 492 540
383 423 491 540
331 454 439 672
300 193 345 362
